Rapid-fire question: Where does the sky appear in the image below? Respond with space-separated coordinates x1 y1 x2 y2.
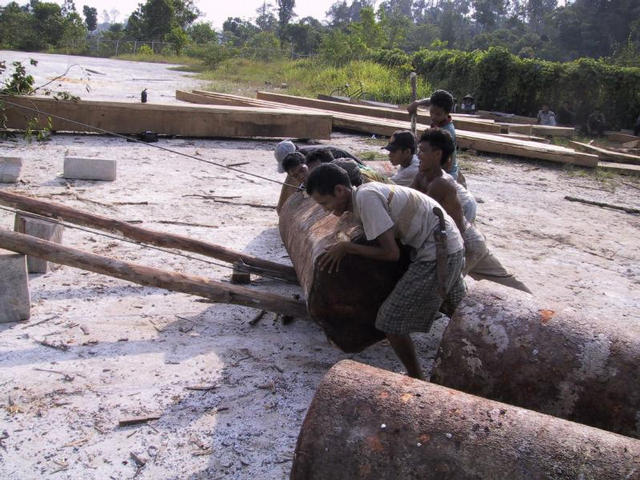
1 0 353 29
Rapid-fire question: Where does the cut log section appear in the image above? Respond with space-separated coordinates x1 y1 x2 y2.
0 190 298 283
1 95 332 139
431 283 640 438
0 229 307 318
278 192 409 352
291 360 640 480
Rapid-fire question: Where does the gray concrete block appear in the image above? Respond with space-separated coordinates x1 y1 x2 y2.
63 156 117 181
14 214 64 273
0 156 23 183
0 249 30 323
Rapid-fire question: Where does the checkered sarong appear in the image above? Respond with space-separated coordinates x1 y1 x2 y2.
376 249 466 335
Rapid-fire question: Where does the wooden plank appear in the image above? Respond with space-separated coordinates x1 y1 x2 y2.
605 131 640 143
0 229 308 318
569 141 640 165
1 95 332 139
477 110 538 124
597 161 640 176
0 190 299 283
256 91 504 134
501 123 575 137
182 91 597 167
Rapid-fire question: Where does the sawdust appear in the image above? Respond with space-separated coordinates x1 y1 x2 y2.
1 51 639 479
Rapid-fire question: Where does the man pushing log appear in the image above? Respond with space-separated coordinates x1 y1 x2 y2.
305 164 465 379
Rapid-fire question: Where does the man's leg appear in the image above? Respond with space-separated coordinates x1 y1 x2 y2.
386 333 424 380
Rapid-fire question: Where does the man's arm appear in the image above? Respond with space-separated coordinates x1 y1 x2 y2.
407 98 430 115
427 179 465 233
318 228 399 274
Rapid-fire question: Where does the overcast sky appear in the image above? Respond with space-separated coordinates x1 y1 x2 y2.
1 0 355 29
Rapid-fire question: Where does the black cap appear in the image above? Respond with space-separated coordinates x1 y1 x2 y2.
382 130 415 151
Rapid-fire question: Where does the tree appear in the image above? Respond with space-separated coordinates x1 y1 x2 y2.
83 5 97 31
256 1 277 31
276 0 295 38
165 25 188 54
125 0 200 41
188 22 217 43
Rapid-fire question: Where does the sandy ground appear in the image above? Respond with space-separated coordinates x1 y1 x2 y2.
1 53 640 479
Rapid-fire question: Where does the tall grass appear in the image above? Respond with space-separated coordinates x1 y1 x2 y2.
198 57 432 104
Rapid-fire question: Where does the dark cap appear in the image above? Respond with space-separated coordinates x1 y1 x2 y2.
382 130 416 152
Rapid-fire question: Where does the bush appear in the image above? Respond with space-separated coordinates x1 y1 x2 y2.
137 44 153 56
410 47 640 129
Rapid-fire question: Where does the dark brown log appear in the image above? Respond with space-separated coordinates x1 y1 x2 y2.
431 282 640 439
291 360 640 480
0 229 307 319
0 190 298 284
278 193 409 352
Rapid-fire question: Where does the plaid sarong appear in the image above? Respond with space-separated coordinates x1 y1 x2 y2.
376 249 466 335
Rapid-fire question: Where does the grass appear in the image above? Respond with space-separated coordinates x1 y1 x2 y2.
196 57 432 104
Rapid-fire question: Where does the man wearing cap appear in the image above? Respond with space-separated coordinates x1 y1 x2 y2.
460 95 476 115
384 130 420 187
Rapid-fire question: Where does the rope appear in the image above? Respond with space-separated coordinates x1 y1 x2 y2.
1 98 300 189
0 204 288 282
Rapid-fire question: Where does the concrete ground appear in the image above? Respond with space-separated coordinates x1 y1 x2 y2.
0 52 639 479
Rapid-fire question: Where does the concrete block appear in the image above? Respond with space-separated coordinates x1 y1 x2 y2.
0 156 23 183
14 214 64 273
0 249 30 323
63 156 117 181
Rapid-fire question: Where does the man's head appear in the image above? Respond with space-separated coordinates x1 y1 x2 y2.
275 140 297 173
306 163 353 216
429 90 454 124
418 128 455 172
383 130 415 168
541 104 550 113
305 148 335 171
332 158 363 187
282 152 308 184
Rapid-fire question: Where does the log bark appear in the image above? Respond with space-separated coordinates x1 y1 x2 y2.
0 190 298 283
278 193 409 352
291 360 640 480
0 229 307 318
431 282 640 439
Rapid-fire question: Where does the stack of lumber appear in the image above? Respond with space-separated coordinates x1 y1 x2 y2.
1 95 332 139
569 140 640 176
177 90 598 168
500 122 575 137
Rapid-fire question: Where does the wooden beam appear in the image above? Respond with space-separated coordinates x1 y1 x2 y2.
0 229 308 318
605 131 640 143
256 90 504 134
597 161 640 176
569 141 640 165
181 91 597 167
501 123 575 137
1 95 332 139
0 190 299 283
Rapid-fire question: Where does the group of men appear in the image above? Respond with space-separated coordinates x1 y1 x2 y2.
275 89 530 380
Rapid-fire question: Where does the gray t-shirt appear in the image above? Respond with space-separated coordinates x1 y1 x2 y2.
351 183 464 262
390 155 420 186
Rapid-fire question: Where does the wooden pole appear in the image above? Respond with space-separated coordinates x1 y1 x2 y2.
291 360 640 480
0 190 298 284
409 72 417 136
0 229 307 318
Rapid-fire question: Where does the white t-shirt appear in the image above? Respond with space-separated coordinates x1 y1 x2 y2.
351 183 464 262
390 155 420 186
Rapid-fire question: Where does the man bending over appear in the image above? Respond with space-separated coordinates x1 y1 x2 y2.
306 164 466 379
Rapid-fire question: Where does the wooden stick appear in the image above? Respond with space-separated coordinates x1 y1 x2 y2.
0 229 308 318
564 195 639 214
0 190 298 283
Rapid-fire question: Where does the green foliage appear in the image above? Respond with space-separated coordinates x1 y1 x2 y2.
165 26 188 55
411 46 640 129
137 45 154 56
1 60 36 95
82 6 98 31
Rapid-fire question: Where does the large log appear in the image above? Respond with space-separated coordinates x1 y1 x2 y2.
291 360 640 480
0 229 307 318
1 95 332 139
0 190 298 283
278 192 409 352
432 282 640 438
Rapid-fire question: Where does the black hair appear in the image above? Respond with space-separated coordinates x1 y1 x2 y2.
305 148 335 165
282 152 306 173
419 128 455 166
429 89 454 114
332 158 363 187
306 163 352 196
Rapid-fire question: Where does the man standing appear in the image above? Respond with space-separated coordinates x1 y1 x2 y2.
306 164 465 380
537 104 557 126
384 130 420 186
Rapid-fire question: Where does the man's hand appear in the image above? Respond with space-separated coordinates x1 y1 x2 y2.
318 241 351 274
406 101 420 115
